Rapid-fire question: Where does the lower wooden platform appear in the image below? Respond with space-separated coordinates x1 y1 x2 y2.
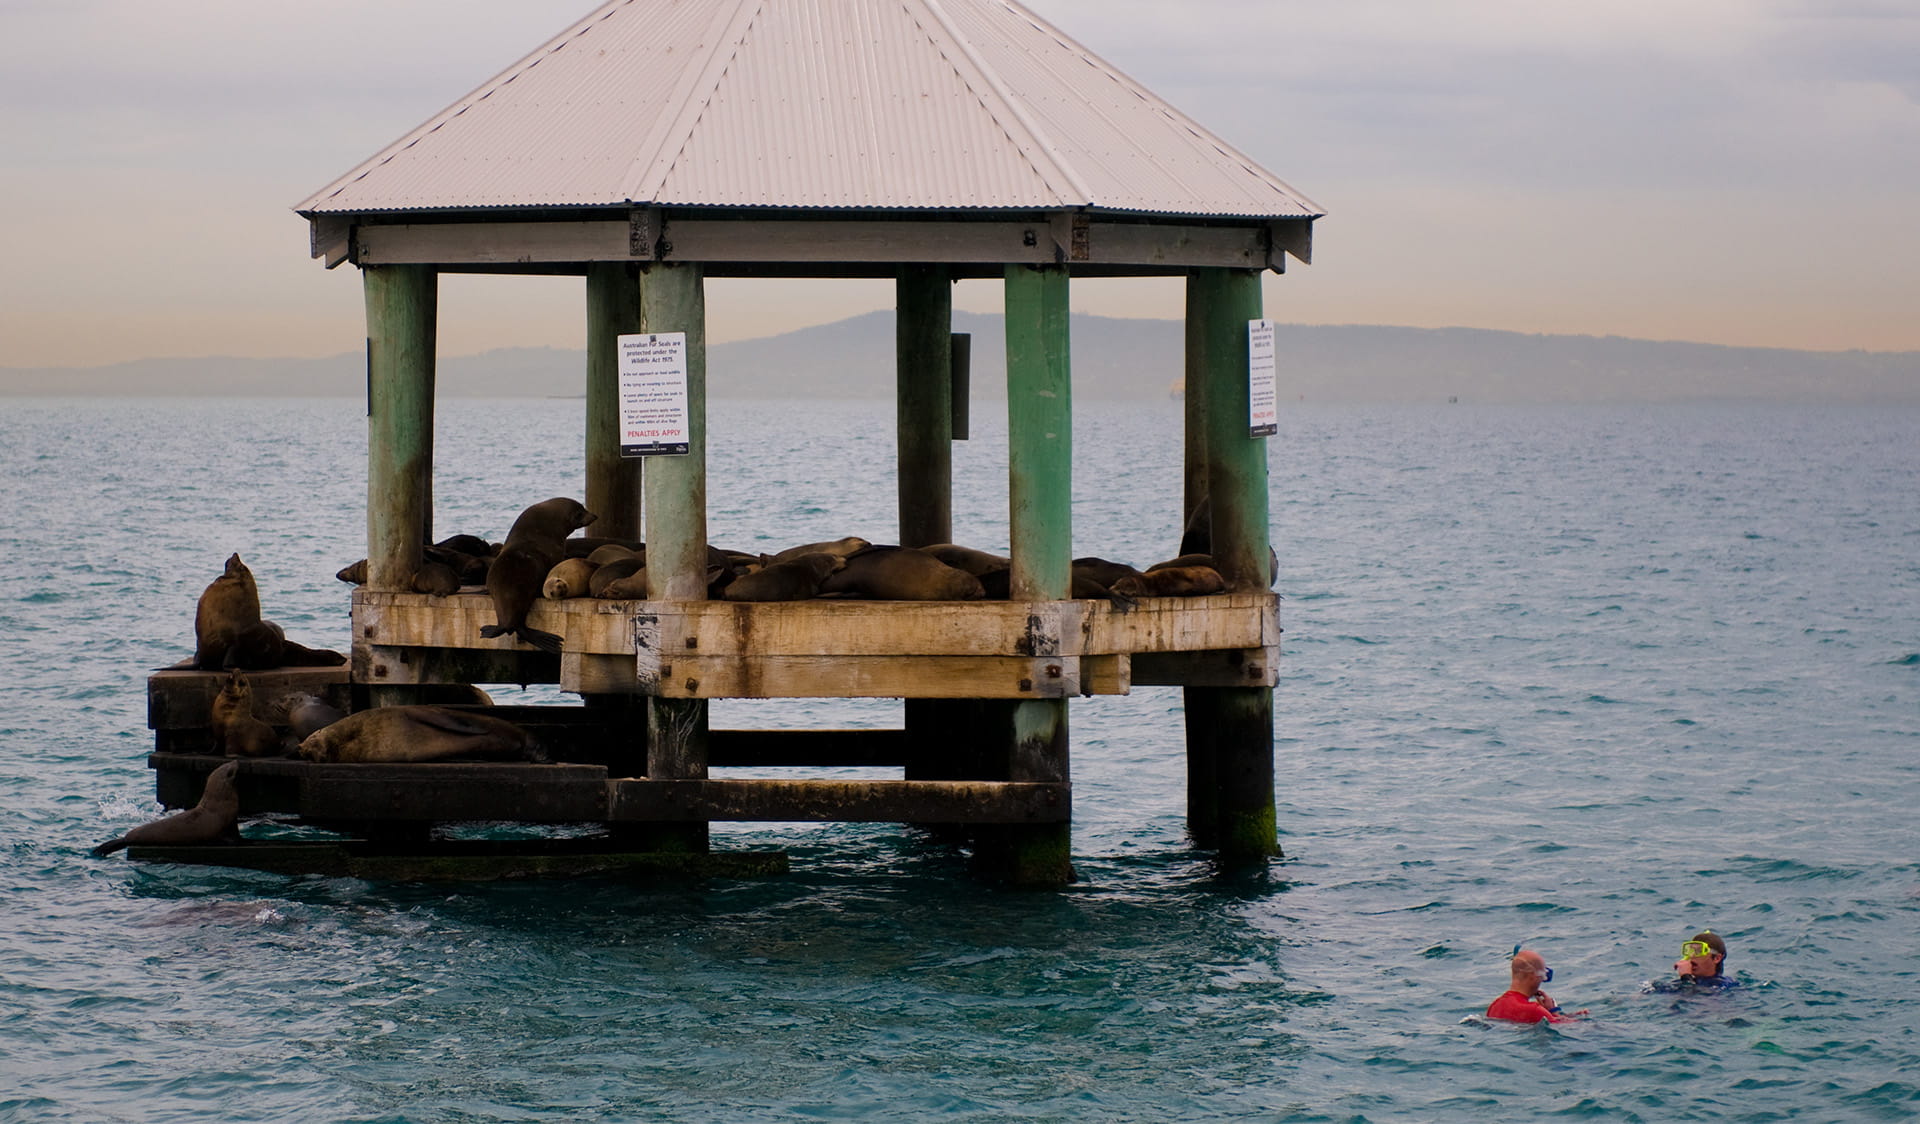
124 838 789 881
148 753 1070 826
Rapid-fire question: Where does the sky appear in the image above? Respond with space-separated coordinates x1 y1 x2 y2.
3 0 1917 369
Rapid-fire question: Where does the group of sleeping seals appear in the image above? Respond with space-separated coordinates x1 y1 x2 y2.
188 554 345 671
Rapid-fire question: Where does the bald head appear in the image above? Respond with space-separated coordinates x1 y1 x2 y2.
1510 949 1550 993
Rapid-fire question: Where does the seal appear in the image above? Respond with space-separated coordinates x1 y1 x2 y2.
1110 565 1226 599
766 536 871 566
542 557 598 600
211 670 281 757
588 556 646 598
917 544 1011 576
335 559 368 585
92 760 242 856
480 497 598 655
412 561 462 598
978 569 1112 600
819 546 984 601
193 553 262 670
585 543 641 567
286 693 347 742
298 705 544 764
722 552 846 602
1072 556 1143 591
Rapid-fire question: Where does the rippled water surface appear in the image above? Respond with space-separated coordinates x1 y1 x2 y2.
2 397 1917 1122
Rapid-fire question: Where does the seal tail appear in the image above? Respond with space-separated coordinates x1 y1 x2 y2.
92 836 129 857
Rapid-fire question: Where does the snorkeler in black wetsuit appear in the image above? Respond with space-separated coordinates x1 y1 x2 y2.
1648 928 1740 993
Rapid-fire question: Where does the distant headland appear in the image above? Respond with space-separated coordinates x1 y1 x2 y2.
5 312 1916 404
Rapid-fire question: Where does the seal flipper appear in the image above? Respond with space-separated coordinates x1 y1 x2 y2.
92 836 130 857
516 626 564 656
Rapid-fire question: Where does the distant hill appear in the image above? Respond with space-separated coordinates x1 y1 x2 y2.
4 314 1916 403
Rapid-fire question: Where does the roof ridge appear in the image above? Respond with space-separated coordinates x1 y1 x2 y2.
913 0 1094 206
618 0 767 204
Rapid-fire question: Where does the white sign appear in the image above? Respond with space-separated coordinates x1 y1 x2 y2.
1247 318 1277 437
617 332 690 456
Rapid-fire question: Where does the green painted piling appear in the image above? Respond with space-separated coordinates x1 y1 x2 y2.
362 264 437 593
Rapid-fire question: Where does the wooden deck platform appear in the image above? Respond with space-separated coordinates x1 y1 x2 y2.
353 589 1281 698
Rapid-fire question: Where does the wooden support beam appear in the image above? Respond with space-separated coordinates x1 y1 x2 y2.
362 264 436 593
896 266 953 547
585 263 643 540
610 779 1069 824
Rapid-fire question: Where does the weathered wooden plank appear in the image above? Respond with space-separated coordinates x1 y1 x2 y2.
1089 223 1264 269
642 654 1081 699
1081 593 1279 654
1080 654 1131 695
636 599 1087 658
1130 647 1279 688
609 779 1070 823
354 591 636 655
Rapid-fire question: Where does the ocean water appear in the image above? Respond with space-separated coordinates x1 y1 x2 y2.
1 395 1916 1122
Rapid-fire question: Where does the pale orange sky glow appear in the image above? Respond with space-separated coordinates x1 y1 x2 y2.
3 0 1916 369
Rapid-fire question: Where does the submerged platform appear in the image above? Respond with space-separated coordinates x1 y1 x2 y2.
124 837 788 880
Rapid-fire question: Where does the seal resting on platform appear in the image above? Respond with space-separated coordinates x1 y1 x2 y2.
722 552 845 602
193 553 261 670
211 671 281 757
286 693 346 742
1110 565 1227 599
819 545 984 601
412 561 462 598
916 544 1011 577
765 536 870 566
588 556 645 598
297 705 544 764
480 497 597 655
92 761 241 857
542 557 598 600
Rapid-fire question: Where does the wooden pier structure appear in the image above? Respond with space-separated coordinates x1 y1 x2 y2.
145 0 1321 885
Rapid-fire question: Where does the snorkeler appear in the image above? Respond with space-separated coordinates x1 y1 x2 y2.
1486 948 1588 1023
1647 928 1739 993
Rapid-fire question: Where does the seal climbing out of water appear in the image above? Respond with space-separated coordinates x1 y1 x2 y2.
297 705 544 764
480 497 597 655
193 553 262 670
92 761 242 856
211 671 281 757
722 552 846 601
819 545 985 601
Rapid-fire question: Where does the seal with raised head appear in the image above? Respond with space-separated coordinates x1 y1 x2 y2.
722 552 846 602
193 553 262 670
92 761 242 856
298 706 544 764
819 546 984 601
480 497 597 655
211 670 281 757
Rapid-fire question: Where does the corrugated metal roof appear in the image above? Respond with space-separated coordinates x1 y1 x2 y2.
296 0 1322 221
